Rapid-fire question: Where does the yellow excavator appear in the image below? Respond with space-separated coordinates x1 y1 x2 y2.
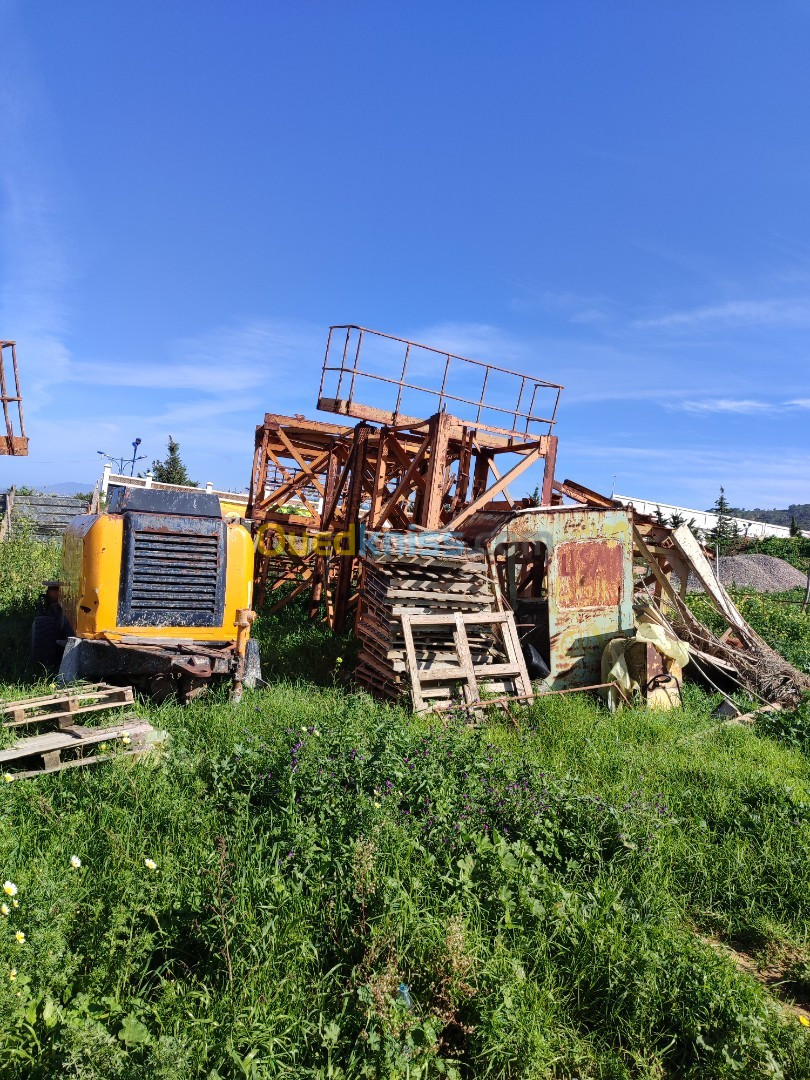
32 485 259 702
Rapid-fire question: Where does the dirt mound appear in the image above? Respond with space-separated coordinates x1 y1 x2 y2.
688 553 806 593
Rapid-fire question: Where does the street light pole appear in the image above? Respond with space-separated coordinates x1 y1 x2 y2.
129 438 145 476
97 437 146 477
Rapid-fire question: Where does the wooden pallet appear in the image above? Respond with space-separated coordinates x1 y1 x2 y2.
0 717 160 779
400 610 531 714
0 682 162 779
354 543 500 703
2 683 133 729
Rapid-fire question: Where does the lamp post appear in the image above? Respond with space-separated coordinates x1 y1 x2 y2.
128 438 145 476
97 438 147 476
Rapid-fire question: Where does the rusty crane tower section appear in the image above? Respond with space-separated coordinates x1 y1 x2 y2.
248 325 564 629
0 341 27 456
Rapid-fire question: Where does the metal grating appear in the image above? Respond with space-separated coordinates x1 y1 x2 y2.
130 530 220 622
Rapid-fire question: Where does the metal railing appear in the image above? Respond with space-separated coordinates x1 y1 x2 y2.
318 325 564 441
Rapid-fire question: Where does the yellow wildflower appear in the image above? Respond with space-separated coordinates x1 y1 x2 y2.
0 905 8 917
11 900 18 909
8 969 16 981
3 882 17 897
801 1015 810 1028
3 774 12 783
144 858 157 871
14 931 25 944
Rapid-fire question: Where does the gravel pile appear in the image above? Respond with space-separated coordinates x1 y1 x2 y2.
688 553 807 593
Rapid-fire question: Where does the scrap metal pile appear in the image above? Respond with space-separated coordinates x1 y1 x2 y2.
247 325 809 716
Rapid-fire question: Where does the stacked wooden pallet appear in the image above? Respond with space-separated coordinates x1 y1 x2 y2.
355 532 530 711
0 684 162 779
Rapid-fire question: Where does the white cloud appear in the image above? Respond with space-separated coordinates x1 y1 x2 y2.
62 318 322 394
677 398 776 415
635 298 810 330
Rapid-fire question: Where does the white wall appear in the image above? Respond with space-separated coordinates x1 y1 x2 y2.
614 495 807 539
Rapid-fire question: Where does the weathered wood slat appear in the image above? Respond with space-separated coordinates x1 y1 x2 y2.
2 684 133 729
0 717 152 763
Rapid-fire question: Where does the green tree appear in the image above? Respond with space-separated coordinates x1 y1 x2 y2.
708 487 740 553
790 515 801 537
150 436 198 487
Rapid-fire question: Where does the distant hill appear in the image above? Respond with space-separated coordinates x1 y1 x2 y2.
728 503 810 530
38 482 95 496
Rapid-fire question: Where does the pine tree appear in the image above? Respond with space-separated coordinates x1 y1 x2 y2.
709 487 736 552
790 516 801 537
150 436 198 487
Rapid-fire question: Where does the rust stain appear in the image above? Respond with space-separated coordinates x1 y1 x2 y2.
555 539 624 610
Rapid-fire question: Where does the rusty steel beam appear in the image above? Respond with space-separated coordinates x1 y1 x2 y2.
419 411 452 529
332 423 373 632
445 445 546 530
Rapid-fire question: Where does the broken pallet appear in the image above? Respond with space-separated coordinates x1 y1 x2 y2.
0 717 160 780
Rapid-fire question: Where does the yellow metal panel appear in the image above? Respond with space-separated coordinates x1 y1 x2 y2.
220 498 248 517
62 515 123 637
62 515 254 642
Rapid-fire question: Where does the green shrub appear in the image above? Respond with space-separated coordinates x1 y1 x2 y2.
0 523 61 679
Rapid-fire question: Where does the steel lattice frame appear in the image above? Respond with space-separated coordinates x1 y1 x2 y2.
248 327 564 629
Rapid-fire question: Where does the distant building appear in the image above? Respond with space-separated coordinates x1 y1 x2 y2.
614 495 807 539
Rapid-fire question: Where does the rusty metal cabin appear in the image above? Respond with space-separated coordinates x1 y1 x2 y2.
464 505 635 691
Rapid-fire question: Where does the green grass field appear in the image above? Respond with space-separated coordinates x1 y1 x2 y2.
1 534 810 1078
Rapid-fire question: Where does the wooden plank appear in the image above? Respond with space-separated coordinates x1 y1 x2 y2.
500 609 532 698
670 524 751 636
400 614 426 713
453 612 480 708
399 611 511 626
417 662 523 681
2 682 114 711
10 746 149 780
0 717 151 763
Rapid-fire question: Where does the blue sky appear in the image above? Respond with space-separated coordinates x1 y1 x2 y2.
1 1 808 510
